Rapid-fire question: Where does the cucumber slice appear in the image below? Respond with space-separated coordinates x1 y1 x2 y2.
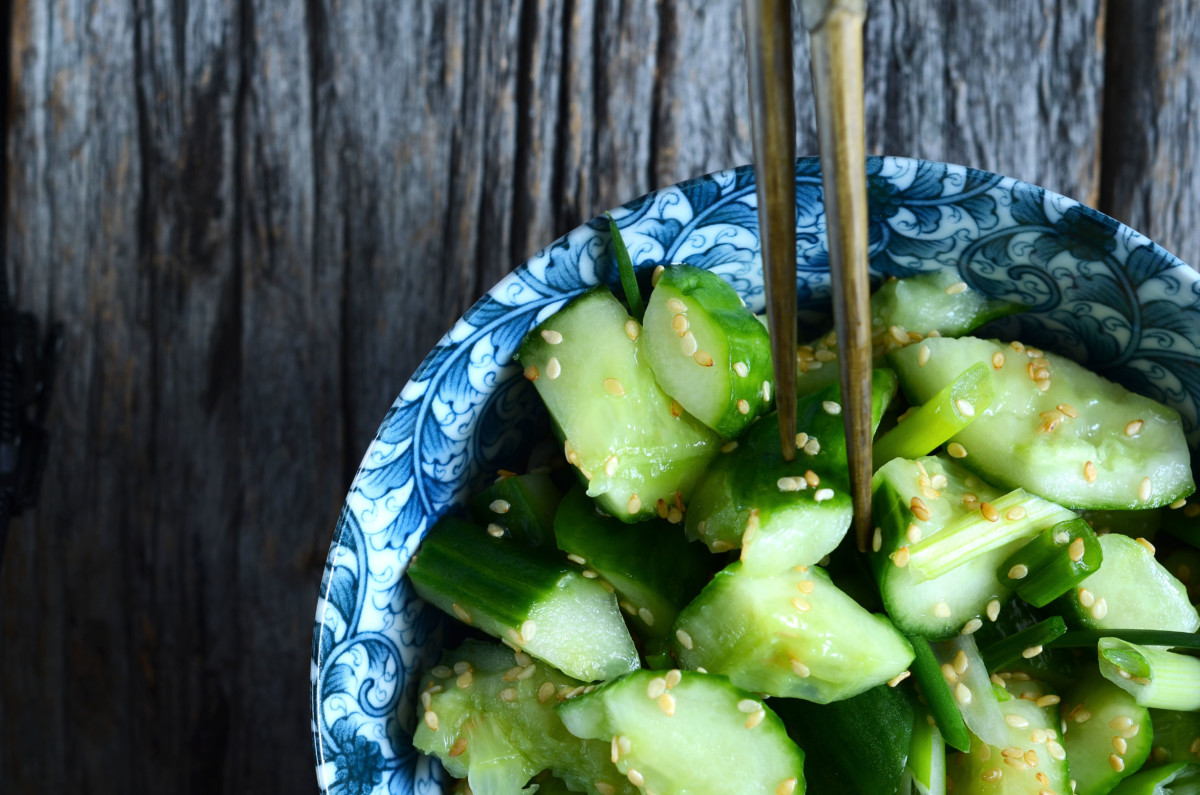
554 485 715 662
469 472 563 550
1064 534 1200 633
1110 762 1200 794
516 287 720 522
945 692 1069 795
671 561 914 703
685 370 897 574
642 265 773 438
556 670 806 795
408 517 640 681
889 336 1195 510
871 455 1075 639
1060 671 1153 795
1148 709 1200 768
773 683 914 794
796 272 1024 395
413 640 636 795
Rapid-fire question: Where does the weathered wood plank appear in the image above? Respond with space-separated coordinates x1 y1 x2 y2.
1101 0 1200 267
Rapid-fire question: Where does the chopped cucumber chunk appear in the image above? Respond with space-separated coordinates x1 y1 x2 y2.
516 287 719 521
469 472 563 550
1060 671 1153 795
685 370 896 574
1065 534 1200 633
557 670 806 795
945 690 1069 795
408 517 640 681
672 562 914 703
890 336 1195 510
642 265 773 438
1110 762 1200 794
1147 709 1200 768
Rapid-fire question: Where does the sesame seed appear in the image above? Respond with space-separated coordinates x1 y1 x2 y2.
953 650 969 674
1037 695 1061 708
981 502 1000 522
424 710 439 731
797 579 815 594
448 736 469 757
1002 746 1023 759
1032 730 1048 745
523 365 539 381
911 496 933 521
721 441 740 455
1008 564 1029 580
892 546 911 568
567 554 587 566
888 670 912 687
991 351 1006 370
1075 709 1093 723
737 698 760 713
1139 477 1153 502
733 361 750 377
907 524 923 543
624 320 640 341
982 768 1002 783
540 329 564 345
657 692 676 716
1091 598 1108 620
694 349 715 367
800 470 818 487
638 607 655 627
681 332 698 356
777 778 798 795
1054 530 1070 544
956 398 975 417
1022 645 1044 659
1109 754 1125 772
935 602 953 618
822 400 842 415
737 398 751 415
962 618 984 635
627 494 642 514
987 599 1001 621
581 569 599 578
537 681 557 703
651 264 665 286
1024 750 1039 767
872 527 882 552
619 735 632 755
1125 419 1144 436
814 348 837 362
431 666 453 680
1109 715 1133 730
890 325 909 345
1114 737 1128 755
948 442 968 458
991 673 1006 687
521 620 538 641
803 438 821 455
487 523 505 538
1078 587 1095 607
815 488 834 503
791 597 812 612
603 455 620 477
955 683 973 704
1006 506 1027 521
932 474 949 489
1084 461 1098 483
1047 740 1066 761
1036 378 1052 392
596 783 615 795
666 297 688 313
1006 714 1030 729
1058 403 1079 418
790 658 811 677
941 663 959 683
1059 538 1084 564
452 603 473 623
603 378 625 397
647 677 667 700
456 670 474 689
745 709 766 729
671 313 689 336
762 380 771 402
670 399 683 418
918 345 931 366
945 281 969 295
627 769 645 787
776 476 801 492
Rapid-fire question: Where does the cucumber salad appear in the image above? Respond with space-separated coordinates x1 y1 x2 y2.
406 251 1200 795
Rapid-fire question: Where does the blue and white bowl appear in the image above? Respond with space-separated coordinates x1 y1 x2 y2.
310 156 1199 795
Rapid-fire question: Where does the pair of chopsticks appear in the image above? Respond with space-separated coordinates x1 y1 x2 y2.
743 0 873 550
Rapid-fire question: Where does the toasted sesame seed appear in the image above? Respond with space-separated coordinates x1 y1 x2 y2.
982 768 1002 782
650 264 666 286
638 607 655 627
1091 598 1108 620
776 476 802 492
745 709 766 729
1059 538 1084 564
602 455 620 477
941 662 959 683
1114 736 1128 755
672 630 695 654
945 280 969 295
982 502 1000 522
822 400 842 415
733 361 750 377
1075 709 1093 723
603 377 626 397
987 599 1001 621
800 470 818 487
627 768 645 787
1109 754 1125 772
1022 645 1044 659
1139 477 1153 502
872 527 882 552
1001 746 1024 759
1006 713 1030 728
520 620 538 641
776 778 798 795
657 692 676 716
1044 739 1066 761
487 523 506 538
955 683 973 704
803 438 821 455
887 670 911 687
911 496 933 521
762 380 771 402
992 351 1006 369
918 345 931 366
694 349 715 367
666 297 687 313
797 579 815 594
890 325 909 344
1084 461 1098 483
623 321 640 343
792 597 812 612
431 665 453 680
1024 749 1039 767
952 650 969 675
962 618 984 635
737 399 751 415
646 677 667 700
1037 695 1061 708
1032 730 1048 745
669 399 683 418
892 546 911 568
1006 506 1027 521
1008 563 1029 580
595 783 615 795
907 524 923 543
581 569 599 579
1078 587 1095 607
627 494 642 514
935 602 953 619
681 332 699 356
948 442 968 458
956 398 975 417
671 313 689 336
452 603 473 623
1109 715 1134 731
814 348 837 362
991 673 1007 688
736 698 760 714
790 658 811 677
932 474 949 489
1124 418 1146 437
535 681 556 703
424 710 439 730
523 365 539 381
815 488 834 503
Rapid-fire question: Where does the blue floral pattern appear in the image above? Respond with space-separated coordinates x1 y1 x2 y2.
311 157 1199 794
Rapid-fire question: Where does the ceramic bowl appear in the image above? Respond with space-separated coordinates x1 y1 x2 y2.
310 156 1199 795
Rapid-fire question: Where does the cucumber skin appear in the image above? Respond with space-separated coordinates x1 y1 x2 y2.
890 336 1195 510
516 287 720 522
469 472 563 550
642 265 773 438
685 369 897 574
1109 762 1200 794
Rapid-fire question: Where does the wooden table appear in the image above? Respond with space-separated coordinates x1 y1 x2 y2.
1 1 1196 791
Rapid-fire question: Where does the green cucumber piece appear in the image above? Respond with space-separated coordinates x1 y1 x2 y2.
1110 762 1200 794
871 455 1074 639
553 485 714 661
796 272 1023 395
1147 710 1200 768
671 561 914 703
516 287 719 522
889 336 1195 510
557 670 806 795
1060 671 1154 795
685 370 897 574
997 518 1102 608
1065 534 1200 633
469 472 563 550
773 683 914 794
642 264 773 437
413 640 636 795
874 362 995 466
945 693 1069 795
408 517 639 681
931 635 1011 748
1099 638 1200 711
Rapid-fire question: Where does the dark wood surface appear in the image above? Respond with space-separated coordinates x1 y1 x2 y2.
1 1 1195 791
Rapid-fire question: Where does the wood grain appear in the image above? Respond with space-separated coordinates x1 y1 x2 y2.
0 1 1181 792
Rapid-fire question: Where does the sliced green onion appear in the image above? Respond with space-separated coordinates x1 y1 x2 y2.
1098 638 1200 711
906 635 971 752
873 362 994 466
907 710 946 795
906 489 1076 581
606 212 644 322
979 616 1067 671
1108 762 1200 794
997 517 1102 607
1048 629 1200 653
